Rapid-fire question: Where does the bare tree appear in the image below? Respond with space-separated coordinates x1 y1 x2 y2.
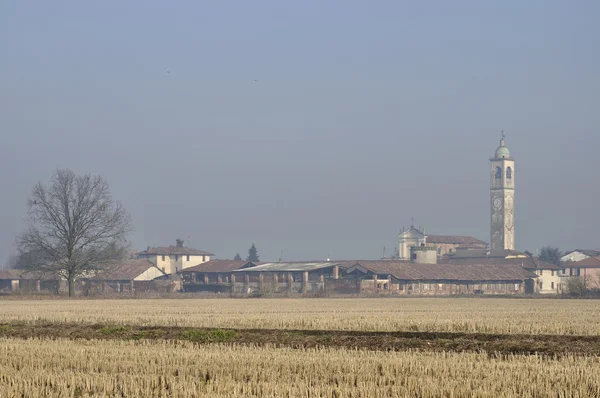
17 169 132 296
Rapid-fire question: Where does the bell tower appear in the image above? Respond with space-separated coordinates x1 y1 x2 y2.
490 131 515 250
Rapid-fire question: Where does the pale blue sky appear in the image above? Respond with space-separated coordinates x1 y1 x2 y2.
1 1 599 262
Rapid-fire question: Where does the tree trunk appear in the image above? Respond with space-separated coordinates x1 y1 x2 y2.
68 277 75 297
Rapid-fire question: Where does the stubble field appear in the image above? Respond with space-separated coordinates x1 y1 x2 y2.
1 297 599 397
0 297 599 335
2 338 600 397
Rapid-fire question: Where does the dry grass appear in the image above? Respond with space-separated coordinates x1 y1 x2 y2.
0 297 598 335
0 337 598 397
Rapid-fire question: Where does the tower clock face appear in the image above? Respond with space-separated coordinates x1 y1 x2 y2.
493 198 502 209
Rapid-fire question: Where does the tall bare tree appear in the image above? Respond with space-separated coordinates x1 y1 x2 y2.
17 169 132 296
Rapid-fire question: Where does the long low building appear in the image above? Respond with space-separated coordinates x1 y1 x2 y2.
83 259 169 294
0 270 60 293
344 261 537 295
444 249 563 294
179 260 259 292
173 258 540 296
232 262 342 294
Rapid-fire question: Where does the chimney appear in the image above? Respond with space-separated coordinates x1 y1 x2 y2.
176 239 184 248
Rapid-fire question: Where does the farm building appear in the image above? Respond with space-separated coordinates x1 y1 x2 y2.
83 259 169 294
444 249 563 294
179 260 258 292
343 261 537 295
0 269 60 293
231 262 342 294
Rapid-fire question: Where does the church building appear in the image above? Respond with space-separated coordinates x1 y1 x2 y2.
397 134 515 260
397 226 486 260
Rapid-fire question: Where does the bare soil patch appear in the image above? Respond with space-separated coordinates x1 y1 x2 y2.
1 322 598 357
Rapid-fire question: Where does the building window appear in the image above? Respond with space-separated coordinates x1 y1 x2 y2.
551 282 555 290
161 255 165 261
506 167 512 180
202 255 206 262
186 255 190 261
495 166 502 179
551 270 554 276
514 283 519 290
539 282 543 290
175 255 179 261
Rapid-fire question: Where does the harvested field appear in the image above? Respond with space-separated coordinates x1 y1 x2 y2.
0 297 599 335
1 337 599 397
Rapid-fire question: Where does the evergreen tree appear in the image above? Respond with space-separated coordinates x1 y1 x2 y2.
233 253 242 261
246 243 260 262
539 246 563 267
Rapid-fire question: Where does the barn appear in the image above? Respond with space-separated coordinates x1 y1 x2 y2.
231 262 342 294
179 260 258 292
343 261 537 295
83 259 169 294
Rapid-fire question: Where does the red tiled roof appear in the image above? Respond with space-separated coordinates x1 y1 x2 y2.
138 246 214 256
568 256 600 268
181 260 259 273
91 260 165 281
444 257 562 270
426 235 486 245
347 261 536 281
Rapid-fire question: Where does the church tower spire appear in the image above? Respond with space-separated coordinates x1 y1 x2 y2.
490 131 515 250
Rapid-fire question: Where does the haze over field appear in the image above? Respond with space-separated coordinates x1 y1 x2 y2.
1 2 599 262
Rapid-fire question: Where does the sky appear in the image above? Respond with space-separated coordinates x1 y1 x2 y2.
1 1 599 263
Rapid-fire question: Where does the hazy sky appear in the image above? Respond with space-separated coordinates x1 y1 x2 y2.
1 1 599 262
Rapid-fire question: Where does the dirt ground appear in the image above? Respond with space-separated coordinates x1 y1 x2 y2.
1 322 599 357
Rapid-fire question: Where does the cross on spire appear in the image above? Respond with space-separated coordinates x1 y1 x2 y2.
410 217 414 227
501 130 505 140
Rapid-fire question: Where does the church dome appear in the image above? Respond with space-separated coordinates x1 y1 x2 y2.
495 135 510 159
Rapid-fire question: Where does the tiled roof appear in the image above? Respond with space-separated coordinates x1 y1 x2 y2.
233 262 341 273
0 269 24 280
138 246 214 256
426 235 486 245
181 260 258 273
445 249 524 259
91 259 165 281
347 261 536 282
568 256 600 268
443 256 563 270
0 269 59 281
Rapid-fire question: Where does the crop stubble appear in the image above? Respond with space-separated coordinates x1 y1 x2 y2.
0 297 598 335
